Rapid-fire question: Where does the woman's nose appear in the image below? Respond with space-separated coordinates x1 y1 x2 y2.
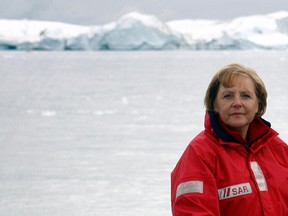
232 96 242 107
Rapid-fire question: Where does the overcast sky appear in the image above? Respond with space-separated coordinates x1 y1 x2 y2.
0 0 287 25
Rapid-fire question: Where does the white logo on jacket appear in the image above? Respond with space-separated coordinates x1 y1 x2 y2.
218 183 252 200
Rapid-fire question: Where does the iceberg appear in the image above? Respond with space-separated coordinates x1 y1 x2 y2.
0 11 288 51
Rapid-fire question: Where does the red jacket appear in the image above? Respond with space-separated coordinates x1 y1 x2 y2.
171 111 288 216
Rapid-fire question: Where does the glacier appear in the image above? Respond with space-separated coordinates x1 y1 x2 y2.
0 11 288 51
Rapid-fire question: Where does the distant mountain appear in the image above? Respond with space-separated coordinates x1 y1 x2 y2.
0 11 288 50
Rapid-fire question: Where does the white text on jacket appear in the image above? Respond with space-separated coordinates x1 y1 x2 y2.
218 183 252 200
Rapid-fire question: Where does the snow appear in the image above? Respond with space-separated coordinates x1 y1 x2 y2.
0 11 288 50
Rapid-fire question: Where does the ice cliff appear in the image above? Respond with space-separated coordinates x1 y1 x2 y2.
0 11 288 50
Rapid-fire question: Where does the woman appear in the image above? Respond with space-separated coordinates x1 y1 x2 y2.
171 63 288 215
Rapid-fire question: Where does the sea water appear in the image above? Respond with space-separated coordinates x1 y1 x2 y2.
0 51 288 216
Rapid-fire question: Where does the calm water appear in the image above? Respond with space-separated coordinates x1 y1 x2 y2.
0 51 288 216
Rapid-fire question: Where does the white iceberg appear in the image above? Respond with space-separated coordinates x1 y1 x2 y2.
99 12 185 50
0 11 288 50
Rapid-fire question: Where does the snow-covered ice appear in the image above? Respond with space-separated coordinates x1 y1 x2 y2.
0 11 288 50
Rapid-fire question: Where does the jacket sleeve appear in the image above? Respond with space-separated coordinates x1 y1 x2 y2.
171 143 220 216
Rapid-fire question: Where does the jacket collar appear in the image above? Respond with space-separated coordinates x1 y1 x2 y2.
205 110 275 150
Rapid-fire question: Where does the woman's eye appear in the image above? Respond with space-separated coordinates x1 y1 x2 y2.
223 94 232 99
242 94 251 98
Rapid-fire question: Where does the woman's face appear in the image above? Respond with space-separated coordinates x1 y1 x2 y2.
214 76 259 137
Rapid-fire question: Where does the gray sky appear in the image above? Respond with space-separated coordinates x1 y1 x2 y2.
0 0 287 25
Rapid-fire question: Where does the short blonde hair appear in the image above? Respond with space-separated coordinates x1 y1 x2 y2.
204 63 267 117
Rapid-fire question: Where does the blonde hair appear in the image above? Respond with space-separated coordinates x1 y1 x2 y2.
204 63 267 117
